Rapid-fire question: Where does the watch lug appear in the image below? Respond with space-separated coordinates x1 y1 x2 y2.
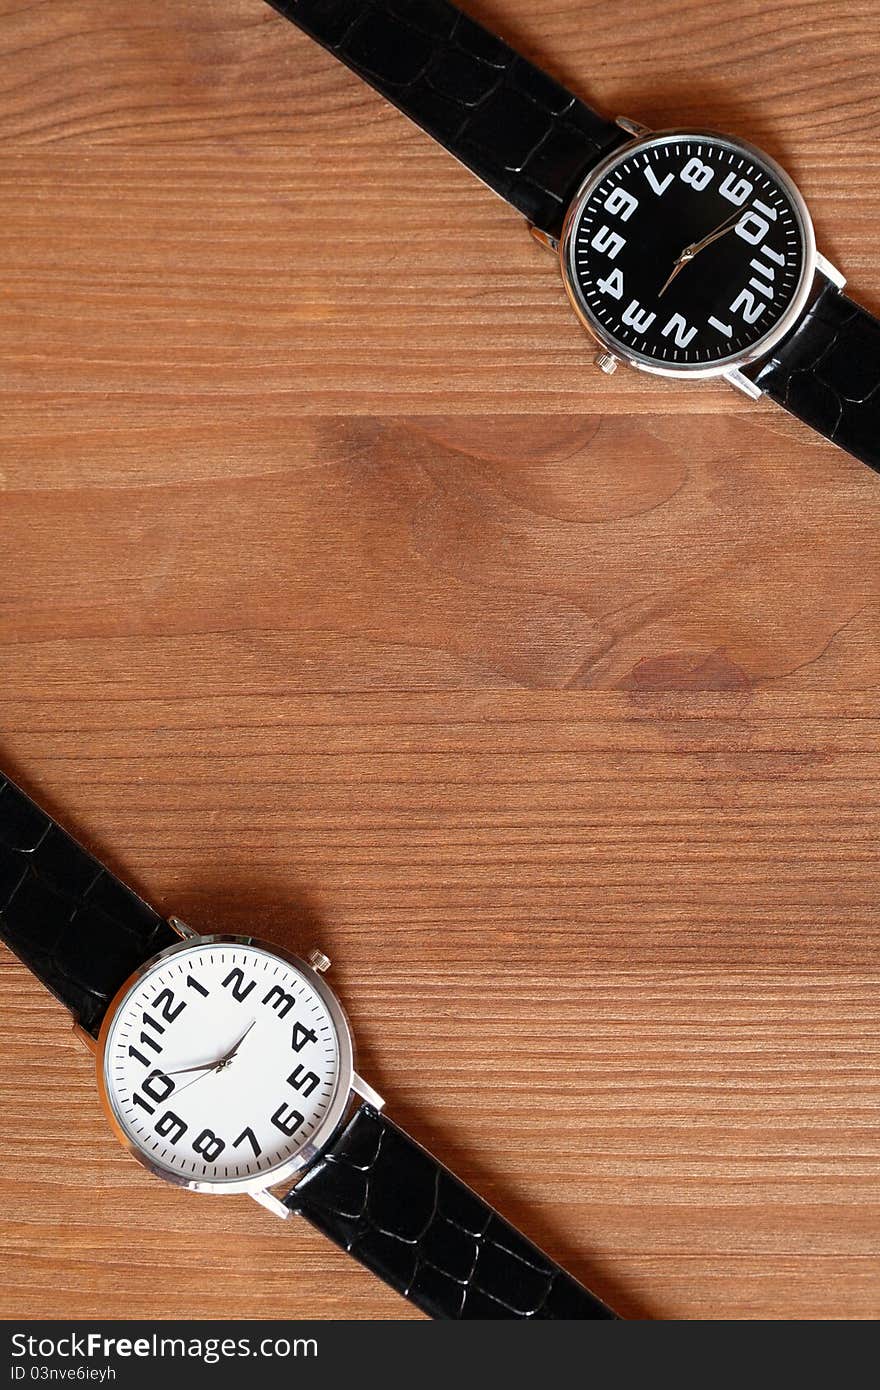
724 366 764 400
616 115 651 137
815 252 847 291
72 1022 97 1054
168 915 201 940
528 223 559 255
250 1189 293 1221
352 1072 385 1111
724 367 764 400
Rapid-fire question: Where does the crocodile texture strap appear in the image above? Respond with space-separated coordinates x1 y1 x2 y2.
286 1103 618 1319
0 773 176 1037
748 283 880 473
264 0 628 238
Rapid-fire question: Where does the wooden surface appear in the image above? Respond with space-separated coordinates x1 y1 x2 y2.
0 0 878 1322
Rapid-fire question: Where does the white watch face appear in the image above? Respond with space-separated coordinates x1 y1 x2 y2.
100 938 352 1192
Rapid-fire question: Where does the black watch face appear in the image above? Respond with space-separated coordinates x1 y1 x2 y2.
564 132 812 372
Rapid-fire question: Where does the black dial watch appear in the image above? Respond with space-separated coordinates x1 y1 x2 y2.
264 0 879 475
0 769 618 1321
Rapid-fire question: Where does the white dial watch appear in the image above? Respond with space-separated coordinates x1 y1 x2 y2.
0 769 619 1320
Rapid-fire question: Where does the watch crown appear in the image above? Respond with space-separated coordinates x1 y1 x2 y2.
594 351 620 375
306 948 331 974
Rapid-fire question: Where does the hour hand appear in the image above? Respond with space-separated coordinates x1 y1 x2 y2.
217 1019 256 1068
687 207 743 257
167 1021 255 1078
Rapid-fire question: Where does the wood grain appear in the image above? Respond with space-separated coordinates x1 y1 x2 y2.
0 0 878 1321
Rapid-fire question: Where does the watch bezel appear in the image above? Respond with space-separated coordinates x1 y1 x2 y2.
559 127 818 380
95 933 356 1196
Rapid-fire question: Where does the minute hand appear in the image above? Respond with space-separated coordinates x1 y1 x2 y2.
684 208 744 258
658 208 745 298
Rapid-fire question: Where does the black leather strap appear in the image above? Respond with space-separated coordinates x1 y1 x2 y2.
286 1103 618 1319
264 0 627 238
0 773 176 1037
747 283 880 473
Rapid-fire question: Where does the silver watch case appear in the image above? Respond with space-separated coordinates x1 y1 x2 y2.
559 127 818 381
94 933 357 1197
